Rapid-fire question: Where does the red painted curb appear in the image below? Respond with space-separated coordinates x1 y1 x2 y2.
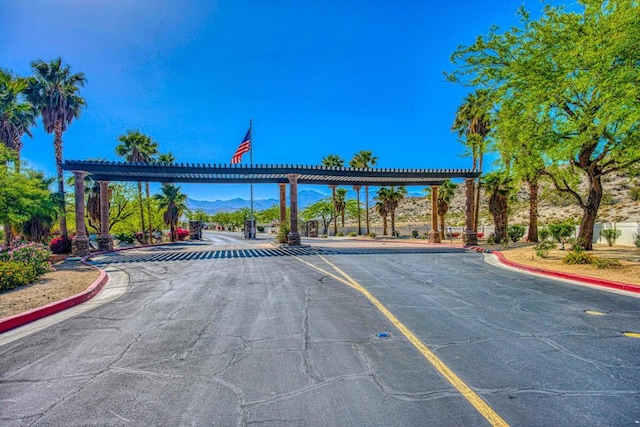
491 250 640 294
0 260 108 334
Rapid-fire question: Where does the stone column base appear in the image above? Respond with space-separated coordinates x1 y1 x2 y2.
97 235 114 252
72 236 91 256
463 230 478 246
287 231 301 246
428 230 441 243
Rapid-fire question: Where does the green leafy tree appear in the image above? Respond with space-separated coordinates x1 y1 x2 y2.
321 154 344 235
154 183 188 242
301 199 334 235
25 57 86 238
256 204 286 225
115 130 158 244
448 1 640 249
350 150 378 234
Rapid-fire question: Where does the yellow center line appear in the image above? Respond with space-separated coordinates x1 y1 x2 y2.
289 252 509 427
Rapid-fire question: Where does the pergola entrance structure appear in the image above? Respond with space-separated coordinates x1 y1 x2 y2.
61 160 480 256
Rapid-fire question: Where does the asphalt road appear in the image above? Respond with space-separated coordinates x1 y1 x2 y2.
1 233 639 426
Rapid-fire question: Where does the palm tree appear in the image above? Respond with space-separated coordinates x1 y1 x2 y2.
115 130 158 244
376 186 407 236
335 188 347 228
25 58 86 238
452 89 492 232
350 150 378 234
0 69 37 172
156 152 175 164
321 154 344 236
1 70 38 246
483 172 513 243
374 200 388 236
154 183 188 242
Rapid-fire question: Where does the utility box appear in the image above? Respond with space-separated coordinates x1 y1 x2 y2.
306 220 319 238
189 220 203 240
244 220 256 239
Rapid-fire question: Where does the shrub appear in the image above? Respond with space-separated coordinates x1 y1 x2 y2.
367 232 376 238
411 229 419 238
348 231 357 237
277 222 290 244
548 222 575 249
476 232 484 238
114 233 135 244
601 192 614 205
538 228 550 241
0 261 38 291
257 225 265 233
2 242 52 276
600 228 622 247
534 241 555 258
629 187 640 202
176 228 190 241
392 230 400 237
563 251 593 265
49 236 72 254
507 225 526 242
336 231 344 237
634 233 640 249
487 233 496 245
591 257 622 269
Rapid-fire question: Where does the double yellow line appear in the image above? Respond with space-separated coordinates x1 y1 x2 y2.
290 252 509 427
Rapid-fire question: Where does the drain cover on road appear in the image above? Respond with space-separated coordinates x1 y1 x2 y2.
377 332 391 338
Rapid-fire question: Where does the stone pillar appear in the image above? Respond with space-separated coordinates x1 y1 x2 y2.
278 183 287 225
428 185 441 243
463 178 478 245
287 174 301 246
71 171 90 256
97 180 113 252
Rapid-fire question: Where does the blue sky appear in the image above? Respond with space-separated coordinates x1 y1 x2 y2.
2 0 566 201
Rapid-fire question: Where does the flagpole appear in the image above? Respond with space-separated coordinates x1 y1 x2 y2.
249 119 255 239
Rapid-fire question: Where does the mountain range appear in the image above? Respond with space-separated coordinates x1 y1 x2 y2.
187 189 328 213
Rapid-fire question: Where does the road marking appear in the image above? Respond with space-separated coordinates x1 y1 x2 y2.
623 332 640 338
585 310 606 316
290 253 509 427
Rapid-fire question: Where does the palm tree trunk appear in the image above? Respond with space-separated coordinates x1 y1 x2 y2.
3 224 11 247
54 122 68 237
382 215 388 236
145 182 153 244
390 210 396 235
365 186 370 234
527 178 539 242
354 186 361 235
13 136 21 173
439 206 446 240
331 186 337 236
137 181 147 244
473 154 483 231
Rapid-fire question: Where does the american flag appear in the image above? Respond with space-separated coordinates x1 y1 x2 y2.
231 129 251 164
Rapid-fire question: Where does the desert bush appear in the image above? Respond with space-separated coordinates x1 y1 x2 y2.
367 232 376 238
634 233 640 249
600 228 622 247
392 230 400 237
548 222 575 249
49 236 72 254
486 233 496 245
0 261 39 291
411 229 419 238
476 232 484 238
507 224 526 242
591 257 622 269
348 231 357 237
563 251 593 265
534 241 555 258
538 228 550 241
277 222 290 244
336 231 344 237
176 228 190 241
600 192 614 205
629 187 640 201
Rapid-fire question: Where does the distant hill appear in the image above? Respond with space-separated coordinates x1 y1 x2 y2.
187 189 327 213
